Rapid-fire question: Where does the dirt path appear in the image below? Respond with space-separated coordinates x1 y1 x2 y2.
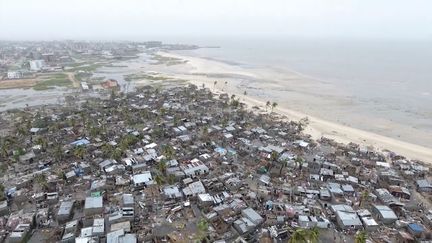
66 72 80 88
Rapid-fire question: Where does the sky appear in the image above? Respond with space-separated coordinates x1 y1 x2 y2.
0 0 431 41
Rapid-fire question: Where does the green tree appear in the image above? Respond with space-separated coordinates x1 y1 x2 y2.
298 117 310 132
0 183 5 200
73 146 86 159
36 137 48 150
167 174 176 185
266 101 271 112
295 157 304 171
158 160 167 176
270 151 279 162
271 102 278 112
355 230 367 243
53 145 63 162
359 190 369 207
34 174 48 190
162 145 175 160
196 218 209 241
308 227 320 243
154 174 165 185
289 228 308 243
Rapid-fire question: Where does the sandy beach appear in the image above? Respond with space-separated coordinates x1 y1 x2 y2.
155 51 432 163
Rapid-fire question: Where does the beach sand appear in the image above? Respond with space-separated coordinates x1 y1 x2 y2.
155 51 432 163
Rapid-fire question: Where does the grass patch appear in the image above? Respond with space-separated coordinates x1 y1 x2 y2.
124 73 171 82
68 63 103 72
150 54 187 66
33 73 72 90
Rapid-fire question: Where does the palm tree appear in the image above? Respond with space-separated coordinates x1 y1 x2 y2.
73 146 86 160
162 145 175 160
355 230 367 243
266 101 271 112
0 140 10 159
158 160 167 176
271 102 278 112
295 157 304 171
270 151 279 162
36 137 48 150
196 218 209 241
154 174 165 185
289 228 308 243
308 227 320 243
53 145 63 162
298 117 310 132
279 159 288 176
0 184 5 200
35 174 48 190
167 174 176 185
111 148 123 161
359 190 369 207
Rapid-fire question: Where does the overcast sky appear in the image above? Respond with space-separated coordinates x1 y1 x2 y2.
1 0 431 41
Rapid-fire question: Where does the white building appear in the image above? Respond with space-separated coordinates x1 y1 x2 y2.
29 60 45 71
7 71 22 79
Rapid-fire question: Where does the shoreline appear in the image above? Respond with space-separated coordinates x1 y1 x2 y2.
157 51 432 163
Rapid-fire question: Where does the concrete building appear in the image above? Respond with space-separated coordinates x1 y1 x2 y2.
7 71 22 79
241 207 264 225
372 205 398 225
29 60 45 71
57 201 75 223
84 196 103 216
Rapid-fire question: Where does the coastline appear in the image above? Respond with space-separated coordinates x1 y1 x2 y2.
156 51 432 163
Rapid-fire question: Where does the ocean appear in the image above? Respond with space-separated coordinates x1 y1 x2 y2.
172 38 432 147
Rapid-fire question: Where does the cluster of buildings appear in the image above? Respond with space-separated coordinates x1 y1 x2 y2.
0 85 432 242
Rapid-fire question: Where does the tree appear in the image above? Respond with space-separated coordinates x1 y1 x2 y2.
196 218 209 241
308 227 320 243
154 174 165 185
73 146 86 160
243 91 247 96
213 81 217 88
111 148 123 161
271 102 278 112
279 159 288 176
289 228 308 243
355 230 367 243
266 101 271 112
0 183 5 200
36 137 48 150
295 157 304 171
270 151 279 162
298 117 310 132
359 190 369 207
162 145 175 160
34 174 48 190
53 145 63 162
158 160 167 176
167 174 176 185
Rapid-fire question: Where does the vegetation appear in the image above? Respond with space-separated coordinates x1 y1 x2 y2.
33 73 72 90
288 227 320 243
68 63 103 72
151 54 187 66
124 73 171 82
196 218 209 242
355 230 367 243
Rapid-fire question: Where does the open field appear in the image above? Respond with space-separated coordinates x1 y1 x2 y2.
0 72 75 90
0 78 37 89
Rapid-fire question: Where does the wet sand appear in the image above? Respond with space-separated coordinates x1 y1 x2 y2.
155 51 432 163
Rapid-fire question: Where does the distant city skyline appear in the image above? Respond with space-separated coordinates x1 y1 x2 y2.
1 0 431 41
